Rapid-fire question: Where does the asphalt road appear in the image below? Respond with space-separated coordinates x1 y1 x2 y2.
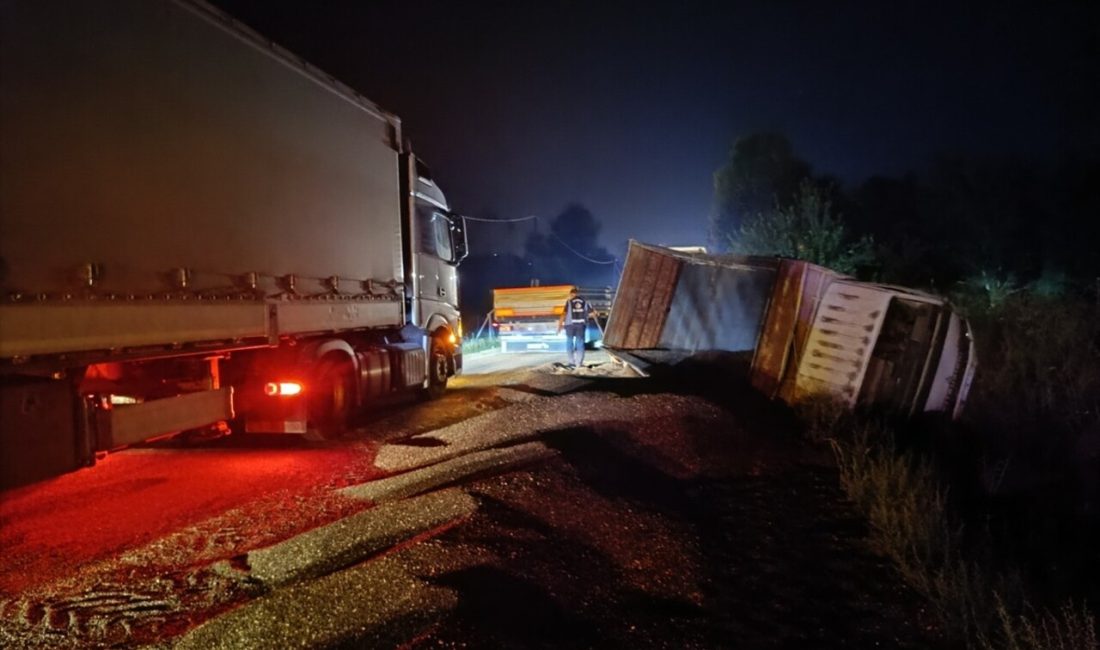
0 350 558 593
461 348 610 377
0 349 946 649
0 349 598 647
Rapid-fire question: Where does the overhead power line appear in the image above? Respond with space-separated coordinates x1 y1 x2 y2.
549 231 617 265
462 214 539 223
463 213 618 266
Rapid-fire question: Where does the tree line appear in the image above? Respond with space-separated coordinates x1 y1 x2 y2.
710 131 1100 297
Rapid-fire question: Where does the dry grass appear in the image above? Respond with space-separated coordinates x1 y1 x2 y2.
959 292 1100 445
816 404 1097 649
980 598 1098 650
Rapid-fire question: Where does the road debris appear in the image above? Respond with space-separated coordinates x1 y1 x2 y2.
246 489 477 589
372 392 722 473
341 442 557 504
174 555 455 650
544 360 642 378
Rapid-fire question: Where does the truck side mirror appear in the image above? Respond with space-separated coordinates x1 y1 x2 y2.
450 213 469 264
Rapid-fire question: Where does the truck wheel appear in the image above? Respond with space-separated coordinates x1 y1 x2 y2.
308 358 355 440
424 340 449 400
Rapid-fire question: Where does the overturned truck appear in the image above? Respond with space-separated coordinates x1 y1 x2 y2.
603 242 976 418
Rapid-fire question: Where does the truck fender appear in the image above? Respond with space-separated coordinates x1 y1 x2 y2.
298 339 362 405
423 313 453 339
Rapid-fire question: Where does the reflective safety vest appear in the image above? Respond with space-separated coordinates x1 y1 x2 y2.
565 297 590 324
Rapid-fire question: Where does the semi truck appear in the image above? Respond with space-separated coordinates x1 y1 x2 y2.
0 0 468 487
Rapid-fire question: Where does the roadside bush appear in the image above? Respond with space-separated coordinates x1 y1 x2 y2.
958 291 1100 440
960 269 1020 309
808 401 1097 648
729 179 876 275
461 337 500 355
954 290 1099 567
947 289 1100 646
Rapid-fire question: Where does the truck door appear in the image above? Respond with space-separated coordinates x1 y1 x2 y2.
413 200 462 328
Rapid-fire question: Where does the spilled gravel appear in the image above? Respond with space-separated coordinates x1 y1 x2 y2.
396 390 949 649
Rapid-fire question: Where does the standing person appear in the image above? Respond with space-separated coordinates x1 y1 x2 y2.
557 287 595 369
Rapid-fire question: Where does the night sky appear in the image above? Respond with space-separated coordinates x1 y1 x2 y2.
213 0 1098 256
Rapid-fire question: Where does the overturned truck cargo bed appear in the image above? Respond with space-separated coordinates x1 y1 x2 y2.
603 242 975 418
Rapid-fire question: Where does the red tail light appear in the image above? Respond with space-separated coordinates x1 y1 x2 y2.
264 381 303 397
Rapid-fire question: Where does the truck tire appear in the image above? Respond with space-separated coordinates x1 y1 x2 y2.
308 357 355 440
424 339 449 400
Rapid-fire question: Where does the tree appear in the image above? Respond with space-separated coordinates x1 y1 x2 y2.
710 132 812 247
524 203 615 287
852 174 946 286
730 179 876 275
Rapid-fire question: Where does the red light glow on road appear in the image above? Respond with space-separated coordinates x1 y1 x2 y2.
0 444 382 595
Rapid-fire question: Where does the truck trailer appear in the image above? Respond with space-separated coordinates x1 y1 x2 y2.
603 242 975 419
0 0 468 487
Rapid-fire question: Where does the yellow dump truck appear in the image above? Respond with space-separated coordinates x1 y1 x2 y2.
492 285 613 353
492 285 573 353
